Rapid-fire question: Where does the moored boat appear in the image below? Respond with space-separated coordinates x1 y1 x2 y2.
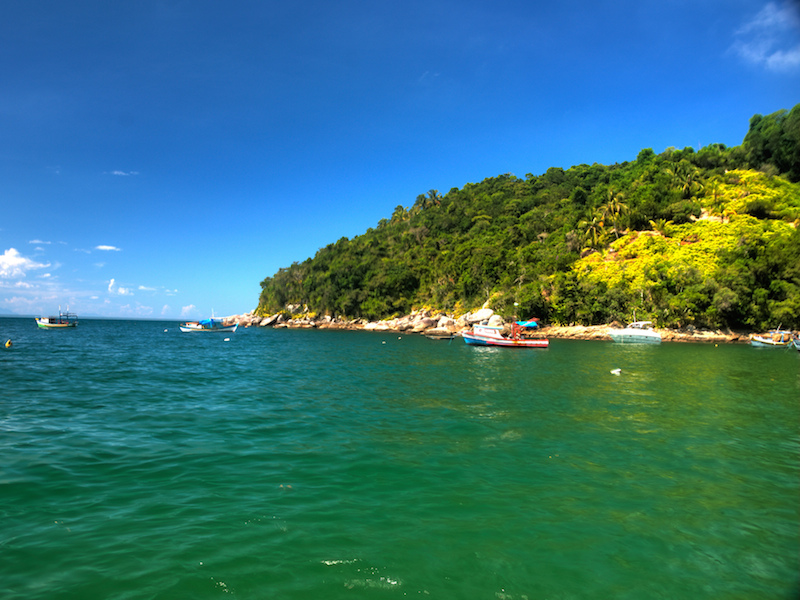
179 318 238 333
424 330 456 340
462 322 548 348
609 321 661 344
35 309 78 329
749 329 794 347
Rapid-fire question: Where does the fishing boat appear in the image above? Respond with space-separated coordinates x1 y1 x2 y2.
179 318 238 333
608 321 661 344
35 309 78 329
462 322 548 348
423 329 456 341
749 329 794 347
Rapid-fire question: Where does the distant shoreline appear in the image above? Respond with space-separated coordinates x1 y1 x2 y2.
224 313 756 344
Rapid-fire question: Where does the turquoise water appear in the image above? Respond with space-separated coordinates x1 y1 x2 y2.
1 317 798 599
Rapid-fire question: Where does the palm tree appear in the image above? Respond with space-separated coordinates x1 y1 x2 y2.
648 218 672 236
706 175 724 215
579 210 607 250
391 205 408 222
602 190 628 239
669 160 704 199
427 189 442 207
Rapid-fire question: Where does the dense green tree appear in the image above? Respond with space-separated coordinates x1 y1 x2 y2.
257 105 800 330
744 106 800 182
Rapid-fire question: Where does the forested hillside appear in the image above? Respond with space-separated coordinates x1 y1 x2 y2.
257 105 800 330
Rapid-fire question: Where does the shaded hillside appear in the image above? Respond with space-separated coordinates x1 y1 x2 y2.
258 105 800 330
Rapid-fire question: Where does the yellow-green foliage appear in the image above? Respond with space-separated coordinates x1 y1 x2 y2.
257 105 800 329
576 217 792 291
711 170 800 222
570 170 799 326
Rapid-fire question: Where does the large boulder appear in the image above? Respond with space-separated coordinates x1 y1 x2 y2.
487 314 504 327
412 317 437 332
260 313 280 326
437 316 456 329
390 316 410 331
467 308 494 323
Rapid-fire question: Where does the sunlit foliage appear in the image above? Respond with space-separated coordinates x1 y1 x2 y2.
258 105 800 330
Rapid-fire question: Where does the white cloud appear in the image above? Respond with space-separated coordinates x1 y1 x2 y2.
29 239 51 245
110 170 139 176
3 296 43 312
765 46 800 69
181 304 197 317
95 245 121 251
108 278 133 296
0 248 51 278
732 1 800 71
161 304 171 315
136 305 154 316
138 285 156 292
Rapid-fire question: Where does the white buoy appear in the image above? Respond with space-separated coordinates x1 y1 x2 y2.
610 368 621 376
224 338 231 342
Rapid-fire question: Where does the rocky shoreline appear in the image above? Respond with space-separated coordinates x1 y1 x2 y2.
221 308 751 344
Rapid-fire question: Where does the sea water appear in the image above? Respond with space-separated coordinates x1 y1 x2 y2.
1 317 798 599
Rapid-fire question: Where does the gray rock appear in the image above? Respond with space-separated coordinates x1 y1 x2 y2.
467 308 494 323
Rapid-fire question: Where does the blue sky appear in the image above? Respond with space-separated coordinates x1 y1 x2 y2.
1 0 798 320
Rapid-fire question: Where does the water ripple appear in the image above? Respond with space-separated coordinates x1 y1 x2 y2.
0 320 797 598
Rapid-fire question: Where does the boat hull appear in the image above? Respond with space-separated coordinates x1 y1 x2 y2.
462 332 548 348
424 333 455 341
750 339 791 347
35 316 78 328
180 323 238 333
750 332 793 347
609 321 661 344
608 331 661 344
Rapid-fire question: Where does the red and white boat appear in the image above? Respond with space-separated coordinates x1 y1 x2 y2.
462 323 548 348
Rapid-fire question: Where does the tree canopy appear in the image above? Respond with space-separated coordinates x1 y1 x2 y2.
258 105 800 330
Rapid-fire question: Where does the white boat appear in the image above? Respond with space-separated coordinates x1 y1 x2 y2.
750 329 794 347
35 308 78 329
609 321 661 344
179 318 238 333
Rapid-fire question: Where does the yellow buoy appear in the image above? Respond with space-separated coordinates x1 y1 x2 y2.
5 339 11 348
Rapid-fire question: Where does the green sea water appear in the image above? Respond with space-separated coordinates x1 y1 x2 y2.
1 317 798 599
